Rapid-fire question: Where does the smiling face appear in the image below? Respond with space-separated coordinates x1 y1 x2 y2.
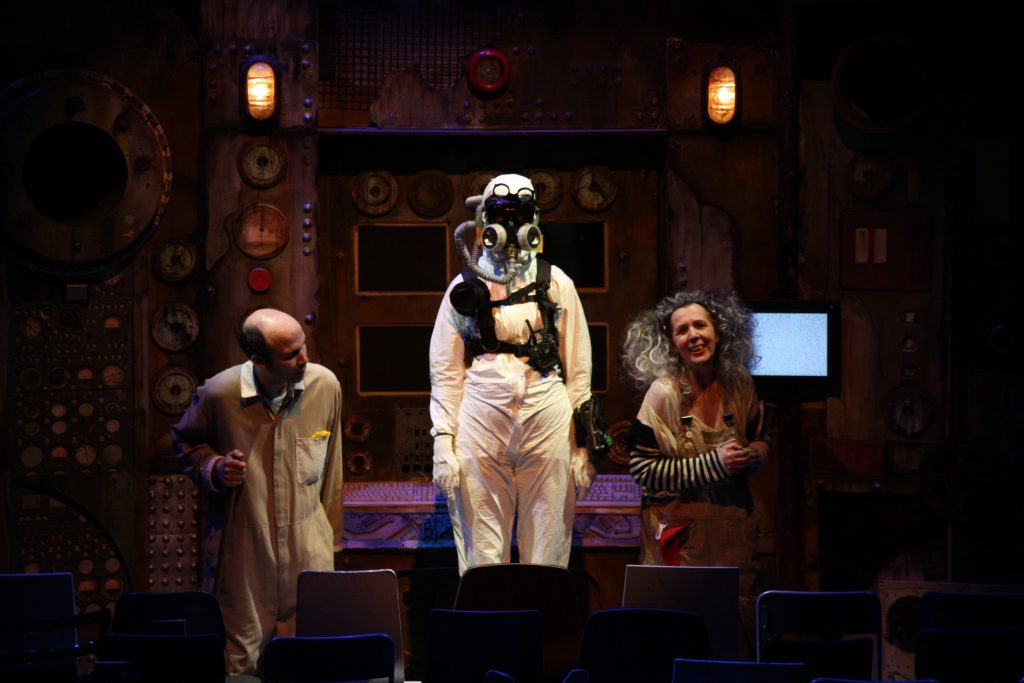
668 303 719 372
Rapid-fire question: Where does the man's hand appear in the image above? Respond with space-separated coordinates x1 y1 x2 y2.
216 449 248 487
571 446 595 500
432 436 460 501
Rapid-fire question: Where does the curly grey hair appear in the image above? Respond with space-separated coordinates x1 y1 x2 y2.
621 289 756 398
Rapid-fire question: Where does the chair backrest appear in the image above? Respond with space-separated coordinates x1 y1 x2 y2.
672 658 805 683
96 632 225 683
919 591 1024 629
263 633 395 683
0 571 86 682
914 626 1024 683
756 590 881 681
454 564 582 683
111 591 225 639
0 572 77 652
810 678 939 683
296 569 405 683
580 608 711 683
622 564 740 659
427 609 543 683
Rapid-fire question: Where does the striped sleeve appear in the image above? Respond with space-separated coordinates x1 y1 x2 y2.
625 420 729 493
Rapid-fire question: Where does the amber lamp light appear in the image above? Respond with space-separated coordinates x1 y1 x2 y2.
703 60 741 130
243 57 279 127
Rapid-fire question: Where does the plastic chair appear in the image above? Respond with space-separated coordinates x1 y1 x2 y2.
672 658 805 683
0 571 110 683
486 670 590 683
297 569 406 682
455 564 583 683
95 632 225 683
756 590 881 681
914 627 1024 683
622 564 740 659
579 608 711 683
263 633 396 683
111 590 225 638
919 590 1024 629
811 679 939 683
427 609 543 683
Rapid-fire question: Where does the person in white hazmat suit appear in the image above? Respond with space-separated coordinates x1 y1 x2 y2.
429 173 600 573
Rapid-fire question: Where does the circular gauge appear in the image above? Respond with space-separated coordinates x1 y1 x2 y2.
103 315 125 339
102 364 126 388
572 166 618 212
79 402 95 417
51 403 68 418
152 241 198 285
885 385 934 437
20 446 44 468
352 171 399 216
846 155 893 200
47 367 70 388
105 419 121 434
19 316 43 339
408 170 454 218
237 137 287 188
18 367 43 390
75 445 98 465
0 69 172 279
345 449 373 475
234 204 289 260
152 366 197 415
76 367 97 385
51 445 69 459
527 169 563 212
52 421 68 435
152 303 199 352
462 170 501 201
102 444 124 466
343 414 372 442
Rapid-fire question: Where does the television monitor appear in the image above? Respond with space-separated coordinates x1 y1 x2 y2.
748 300 840 401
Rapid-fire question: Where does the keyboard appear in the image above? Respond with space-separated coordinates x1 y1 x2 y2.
343 475 640 508
577 474 641 508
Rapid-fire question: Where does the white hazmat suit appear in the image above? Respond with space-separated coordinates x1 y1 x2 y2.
429 173 594 573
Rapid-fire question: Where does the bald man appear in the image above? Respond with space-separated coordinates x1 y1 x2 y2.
172 308 343 676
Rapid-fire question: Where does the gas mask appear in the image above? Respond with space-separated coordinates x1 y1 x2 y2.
453 173 542 285
480 176 542 263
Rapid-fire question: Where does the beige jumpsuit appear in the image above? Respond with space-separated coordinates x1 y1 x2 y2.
173 361 344 675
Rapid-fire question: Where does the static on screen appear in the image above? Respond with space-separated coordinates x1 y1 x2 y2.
750 312 829 377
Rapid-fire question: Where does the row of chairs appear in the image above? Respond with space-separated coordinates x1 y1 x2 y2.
4 567 1024 682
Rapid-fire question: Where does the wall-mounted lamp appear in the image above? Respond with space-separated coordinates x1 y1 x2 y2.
241 56 280 128
702 59 741 131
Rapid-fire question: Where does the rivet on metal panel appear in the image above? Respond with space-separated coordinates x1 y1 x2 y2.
303 203 313 213
303 218 313 228
304 313 315 324
302 246 312 256
302 233 311 243
512 46 520 55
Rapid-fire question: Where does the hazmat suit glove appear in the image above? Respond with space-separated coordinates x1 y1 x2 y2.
571 446 595 501
432 435 460 500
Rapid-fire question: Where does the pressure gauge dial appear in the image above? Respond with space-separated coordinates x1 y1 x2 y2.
234 204 289 260
152 366 197 415
572 166 618 212
408 170 454 218
75 444 98 466
528 169 563 212
463 170 500 200
152 303 199 352
352 171 399 216
237 137 287 188
19 316 43 339
153 241 198 285
102 364 126 388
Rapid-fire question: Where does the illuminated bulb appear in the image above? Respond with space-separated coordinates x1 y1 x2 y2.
707 65 738 125
246 61 276 120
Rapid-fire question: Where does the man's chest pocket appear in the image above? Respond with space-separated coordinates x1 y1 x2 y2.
295 437 328 486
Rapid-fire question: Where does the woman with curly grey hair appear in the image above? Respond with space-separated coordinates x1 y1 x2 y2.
622 289 768 654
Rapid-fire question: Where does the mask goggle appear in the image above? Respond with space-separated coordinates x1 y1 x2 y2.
481 184 541 258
